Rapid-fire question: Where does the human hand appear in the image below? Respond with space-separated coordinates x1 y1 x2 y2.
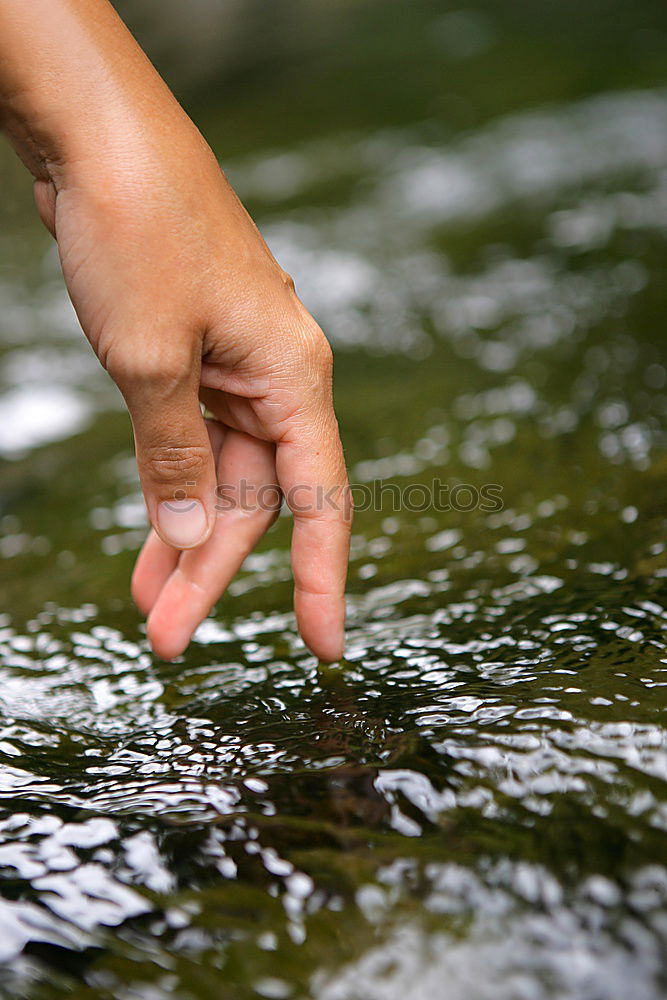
33 121 351 661
0 0 351 661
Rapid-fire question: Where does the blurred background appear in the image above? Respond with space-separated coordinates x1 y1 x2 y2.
2 1 667 997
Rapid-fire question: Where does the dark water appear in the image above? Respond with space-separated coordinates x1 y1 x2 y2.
2 1 667 996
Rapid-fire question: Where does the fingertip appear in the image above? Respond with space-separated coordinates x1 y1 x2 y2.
146 612 191 662
314 638 345 665
146 567 211 662
295 590 346 664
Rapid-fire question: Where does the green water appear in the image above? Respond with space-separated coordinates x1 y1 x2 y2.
2 1 667 996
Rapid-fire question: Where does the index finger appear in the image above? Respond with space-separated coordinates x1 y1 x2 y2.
276 407 352 663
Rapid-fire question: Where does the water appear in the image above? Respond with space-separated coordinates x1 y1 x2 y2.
1 0 667 996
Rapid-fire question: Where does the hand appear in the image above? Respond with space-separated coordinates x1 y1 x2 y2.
32 109 351 662
0 0 350 661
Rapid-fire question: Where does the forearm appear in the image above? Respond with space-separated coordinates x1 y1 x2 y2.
0 0 198 185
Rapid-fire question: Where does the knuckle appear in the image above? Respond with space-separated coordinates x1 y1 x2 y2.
279 267 296 293
142 444 209 486
301 327 334 380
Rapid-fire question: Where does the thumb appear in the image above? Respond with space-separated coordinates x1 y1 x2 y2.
116 357 217 550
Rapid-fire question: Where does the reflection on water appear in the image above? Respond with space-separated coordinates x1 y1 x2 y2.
2 0 667 996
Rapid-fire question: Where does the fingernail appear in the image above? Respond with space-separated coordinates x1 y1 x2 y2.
157 499 208 548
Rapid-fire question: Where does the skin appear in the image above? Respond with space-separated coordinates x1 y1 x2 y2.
0 0 351 662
